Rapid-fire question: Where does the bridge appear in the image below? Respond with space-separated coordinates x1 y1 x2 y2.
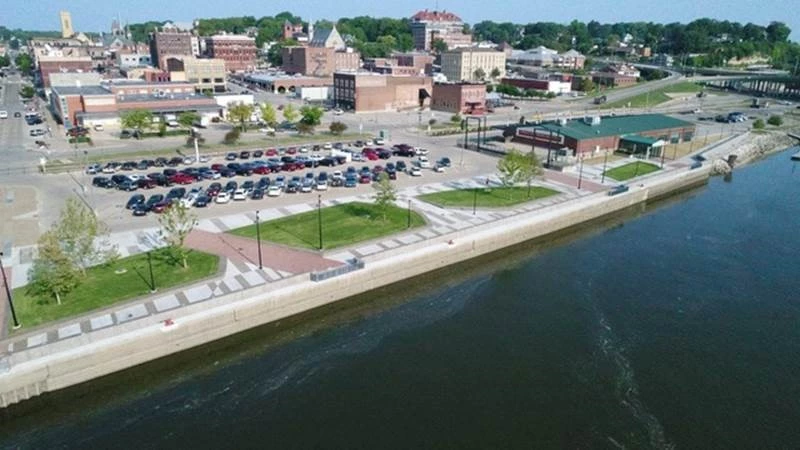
698 75 800 99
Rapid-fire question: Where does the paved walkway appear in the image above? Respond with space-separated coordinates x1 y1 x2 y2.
0 168 607 353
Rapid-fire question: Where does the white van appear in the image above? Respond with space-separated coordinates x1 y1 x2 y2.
0 111 8 119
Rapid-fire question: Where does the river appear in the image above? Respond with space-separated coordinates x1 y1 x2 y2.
2 148 799 449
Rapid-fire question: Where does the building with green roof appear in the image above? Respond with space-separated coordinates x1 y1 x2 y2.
515 114 696 157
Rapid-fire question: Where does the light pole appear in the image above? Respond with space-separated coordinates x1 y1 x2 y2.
147 251 156 293
472 188 478 215
601 150 609 184
577 155 585 190
317 195 323 250
660 144 666 168
407 199 412 228
0 251 21 329
255 210 263 270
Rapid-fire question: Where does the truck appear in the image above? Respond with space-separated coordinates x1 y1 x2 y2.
593 95 607 105
192 116 210 128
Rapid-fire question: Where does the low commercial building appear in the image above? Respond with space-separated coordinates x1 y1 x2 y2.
206 35 257 72
282 46 360 77
500 77 572 94
591 72 637 88
244 73 331 94
50 80 219 128
431 82 486 114
333 71 432 113
166 56 227 93
441 48 506 82
37 55 94 88
514 114 695 157
118 53 152 69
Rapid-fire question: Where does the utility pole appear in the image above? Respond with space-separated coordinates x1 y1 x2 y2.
317 195 323 250
407 199 412 228
255 210 263 269
0 251 21 329
577 155 585 190
147 251 156 293
472 188 478 215
601 150 609 184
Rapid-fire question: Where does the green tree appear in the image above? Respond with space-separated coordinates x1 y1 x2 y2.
177 111 200 128
752 118 765 129
329 121 348 135
157 202 197 269
450 113 462 124
767 115 783 126
120 109 154 135
52 197 117 275
14 53 32 73
282 103 299 123
223 128 241 144
227 103 254 132
0 55 10 68
27 231 81 306
260 103 278 127
371 172 397 221
295 122 315 135
473 67 487 81
19 85 35 99
490 67 502 80
579 77 595 92
519 150 544 197
299 105 324 126
157 120 167 137
432 39 448 53
497 148 525 198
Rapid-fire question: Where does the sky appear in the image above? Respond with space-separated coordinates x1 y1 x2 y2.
5 0 799 41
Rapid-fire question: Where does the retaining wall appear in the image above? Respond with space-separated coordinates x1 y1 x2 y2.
0 165 711 408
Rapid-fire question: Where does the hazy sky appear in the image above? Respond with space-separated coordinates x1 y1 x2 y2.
6 0 799 41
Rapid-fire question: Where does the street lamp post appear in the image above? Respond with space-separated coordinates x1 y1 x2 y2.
472 188 478 215
147 251 156 293
317 195 323 250
255 210 263 270
577 155 585 190
0 251 21 329
407 199 412 228
660 144 666 168
601 150 609 184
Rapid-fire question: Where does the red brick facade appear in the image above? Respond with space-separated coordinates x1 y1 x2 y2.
207 36 257 72
431 83 486 114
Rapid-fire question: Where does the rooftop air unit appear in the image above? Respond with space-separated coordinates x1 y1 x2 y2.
557 117 568 126
584 116 601 126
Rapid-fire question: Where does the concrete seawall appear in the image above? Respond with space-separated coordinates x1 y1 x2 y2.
0 165 711 408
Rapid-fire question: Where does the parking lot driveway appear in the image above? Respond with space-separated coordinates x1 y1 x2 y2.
186 229 342 274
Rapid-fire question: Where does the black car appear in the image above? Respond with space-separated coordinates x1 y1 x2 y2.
438 157 452 167
167 157 183 167
253 150 264 158
395 161 407 172
166 187 186 200
154 157 168 167
224 181 238 192
240 151 251 159
241 180 255 192
250 188 264 200
92 176 112 188
225 152 237 161
257 177 271 189
219 168 236 178
194 195 211 207
145 194 164 210
132 204 149 216
13 112 21 118
126 194 145 209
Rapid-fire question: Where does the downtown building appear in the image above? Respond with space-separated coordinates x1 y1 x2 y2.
149 30 195 69
206 35 257 72
440 48 506 82
410 9 472 51
333 71 432 113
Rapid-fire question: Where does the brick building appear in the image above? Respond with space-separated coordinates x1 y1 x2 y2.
206 35 257 72
37 55 94 88
244 73 331 94
149 31 194 69
591 72 638 88
166 57 227 92
333 71 432 113
410 10 472 51
515 114 695 156
282 46 360 77
501 77 572 94
431 82 486 114
441 48 506 82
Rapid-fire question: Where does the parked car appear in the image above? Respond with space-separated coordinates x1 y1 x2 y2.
215 192 232 203
85 163 101 174
250 188 265 200
194 195 211 207
409 166 422 176
151 199 173 214
417 156 431 168
225 152 237 161
239 151 251 159
145 194 165 211
253 150 264 158
267 185 282 197
131 204 149 217
224 181 238 193
117 180 139 192
92 176 112 188
125 194 146 209
437 157 452 167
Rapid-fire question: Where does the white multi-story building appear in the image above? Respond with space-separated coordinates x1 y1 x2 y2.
441 48 506 82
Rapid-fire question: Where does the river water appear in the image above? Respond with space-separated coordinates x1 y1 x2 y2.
2 148 799 449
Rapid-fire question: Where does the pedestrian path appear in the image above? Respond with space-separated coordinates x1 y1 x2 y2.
1 171 601 352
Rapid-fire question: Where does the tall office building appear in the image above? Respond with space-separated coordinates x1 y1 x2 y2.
60 11 74 38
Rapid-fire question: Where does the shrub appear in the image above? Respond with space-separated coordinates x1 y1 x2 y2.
752 119 765 129
767 115 783 126
223 128 241 145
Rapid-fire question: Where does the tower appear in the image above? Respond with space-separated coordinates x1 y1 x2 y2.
60 11 74 38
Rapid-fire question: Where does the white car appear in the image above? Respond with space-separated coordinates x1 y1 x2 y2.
433 164 445 173
316 180 328 191
409 166 422 177
215 192 231 203
93 124 104 131
417 156 431 168
323 142 332 150
127 174 145 182
352 153 365 162
232 189 247 201
374 137 385 145
333 108 344 115
85 164 101 175
298 146 309 153
415 147 429 156
0 111 8 119
310 153 324 162
267 185 282 197
198 155 210 163
183 156 195 165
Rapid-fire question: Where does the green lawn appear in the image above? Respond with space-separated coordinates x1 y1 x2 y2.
12 250 220 330
419 186 559 208
603 161 661 181
601 81 703 109
229 202 426 250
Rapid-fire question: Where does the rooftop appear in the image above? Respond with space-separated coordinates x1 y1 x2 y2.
411 9 463 23
530 114 694 141
444 47 504 54
52 85 111 96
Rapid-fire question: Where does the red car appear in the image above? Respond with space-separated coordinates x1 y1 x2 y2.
211 163 226 171
365 152 379 161
253 166 272 175
151 200 173 213
137 179 157 189
169 173 195 185
286 147 297 155
359 174 372 184
265 148 278 156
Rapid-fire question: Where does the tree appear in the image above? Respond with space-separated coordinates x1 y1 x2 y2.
299 105 324 133
497 149 525 198
120 109 154 135
260 103 277 127
579 77 595 92
157 202 197 269
283 103 299 123
14 53 32 74
295 122 315 135
27 231 81 305
490 67 502 80
519 150 544 197
473 67 487 81
752 118 765 129
227 103 254 132
0 55 10 68
157 120 167 137
329 121 348 135
450 113 462 124
52 198 117 275
432 39 448 54
223 128 241 144
372 172 397 221
19 85 35 99
177 111 200 128
767 115 783 126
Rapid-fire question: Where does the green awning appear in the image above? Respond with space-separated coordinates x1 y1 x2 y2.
620 135 661 146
